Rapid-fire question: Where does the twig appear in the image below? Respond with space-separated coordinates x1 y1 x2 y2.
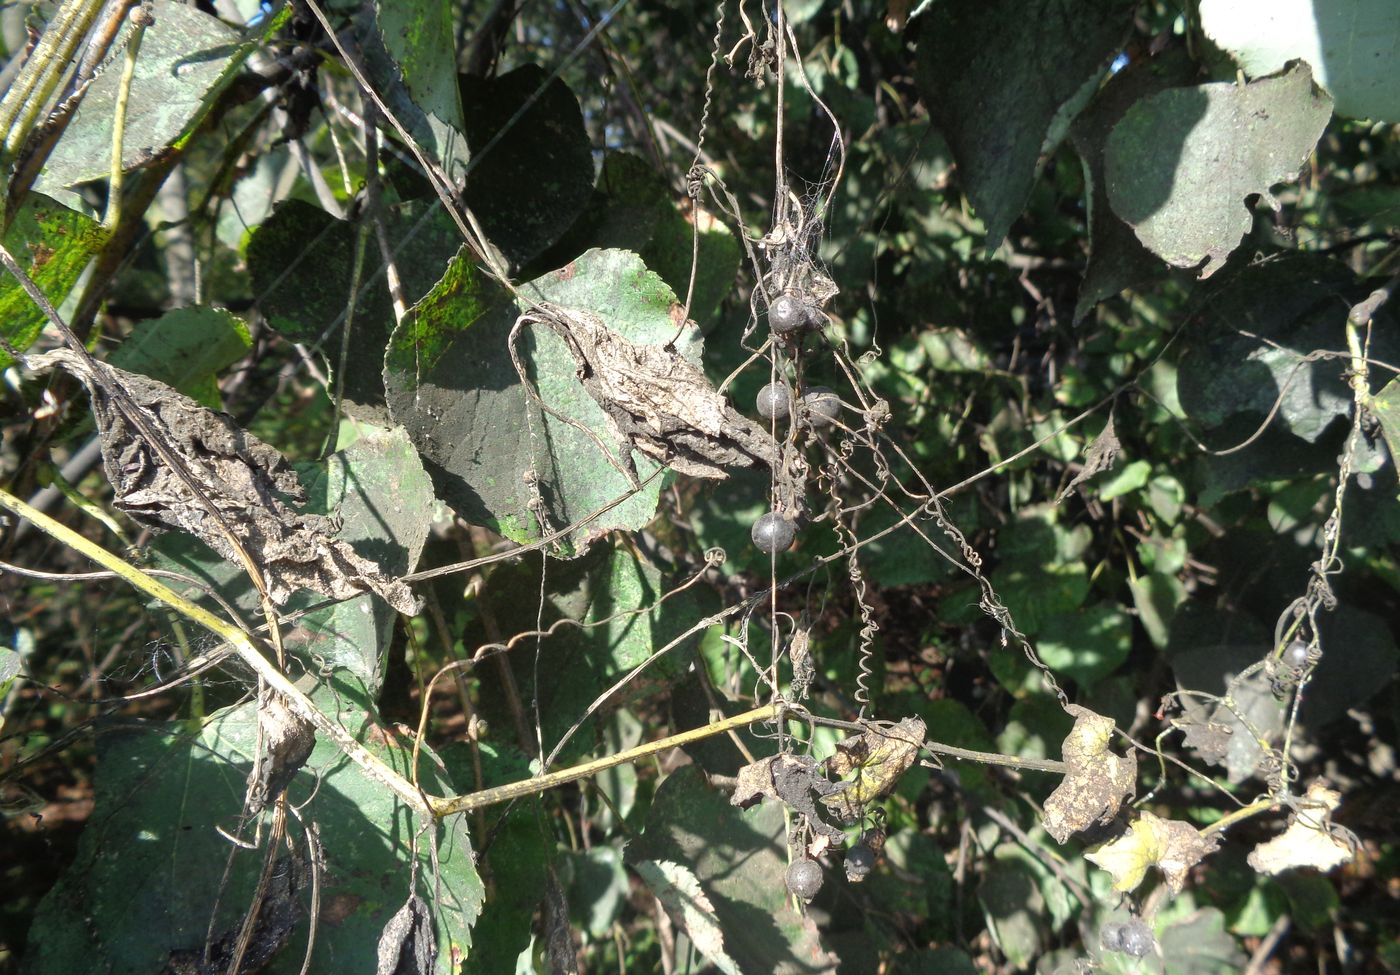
0 486 433 816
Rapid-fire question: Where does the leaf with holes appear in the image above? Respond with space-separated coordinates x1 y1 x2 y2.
1105 61 1333 277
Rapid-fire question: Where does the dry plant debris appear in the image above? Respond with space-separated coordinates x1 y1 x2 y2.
1042 705 1137 844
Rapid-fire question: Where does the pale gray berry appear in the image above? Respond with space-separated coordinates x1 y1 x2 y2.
785 858 823 900
1118 919 1155 957
769 295 807 334
800 387 841 428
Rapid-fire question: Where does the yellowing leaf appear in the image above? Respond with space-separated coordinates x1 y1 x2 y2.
821 717 926 821
1085 811 1219 894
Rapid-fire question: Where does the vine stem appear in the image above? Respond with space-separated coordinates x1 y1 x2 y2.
1199 798 1277 838
0 486 433 816
103 4 149 232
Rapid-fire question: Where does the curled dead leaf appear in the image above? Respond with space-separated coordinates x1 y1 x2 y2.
821 716 926 822
1042 705 1137 844
1247 783 1356 876
31 349 420 615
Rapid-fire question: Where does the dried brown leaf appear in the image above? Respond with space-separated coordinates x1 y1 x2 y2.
1247 783 1355 876
1085 811 1219 894
525 305 778 480
821 716 926 822
33 349 420 615
1042 705 1137 844
1057 415 1121 504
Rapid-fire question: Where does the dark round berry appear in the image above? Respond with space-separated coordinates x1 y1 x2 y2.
1283 640 1310 669
751 512 796 554
844 843 876 882
800 387 841 428
756 382 792 421
785 858 823 900
1099 921 1125 953
1118 919 1154 958
769 295 807 334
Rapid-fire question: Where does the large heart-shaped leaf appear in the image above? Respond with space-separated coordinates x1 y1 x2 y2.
36 0 247 190
1201 0 1400 122
915 0 1137 249
385 248 703 551
1105 61 1333 277
23 700 482 974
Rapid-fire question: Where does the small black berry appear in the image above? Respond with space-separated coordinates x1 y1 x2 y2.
1118 919 1154 957
752 512 796 554
756 382 792 421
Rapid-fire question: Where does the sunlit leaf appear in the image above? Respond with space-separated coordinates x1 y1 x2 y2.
1105 62 1332 277
37 0 248 190
0 193 107 367
1200 0 1400 122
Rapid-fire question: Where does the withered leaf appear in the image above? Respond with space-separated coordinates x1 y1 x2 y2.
520 305 778 480
1247 782 1355 876
821 716 926 822
33 349 420 615
375 893 437 975
731 752 845 839
1057 415 1121 504
1085 810 1219 894
1175 714 1234 767
1043 705 1137 844
247 689 316 815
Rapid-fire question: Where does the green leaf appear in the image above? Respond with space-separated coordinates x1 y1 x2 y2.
1105 61 1333 277
1371 376 1400 479
535 152 741 326
487 543 702 763
628 766 838 975
36 0 247 190
386 248 696 550
0 193 107 367
289 424 435 692
1129 570 1185 650
564 845 628 939
1097 459 1152 501
460 65 594 271
1036 603 1133 688
443 743 551 975
915 0 1137 248
23 702 482 975
362 0 470 182
1069 50 1198 319
246 198 461 416
892 946 978 975
1176 254 1385 444
1157 907 1248 975
1200 0 1400 122
979 859 1046 968
107 306 251 407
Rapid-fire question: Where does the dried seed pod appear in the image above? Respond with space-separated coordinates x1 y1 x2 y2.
785 858 823 900
799 387 841 429
769 295 808 334
756 382 792 421
751 511 796 554
843 843 875 883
